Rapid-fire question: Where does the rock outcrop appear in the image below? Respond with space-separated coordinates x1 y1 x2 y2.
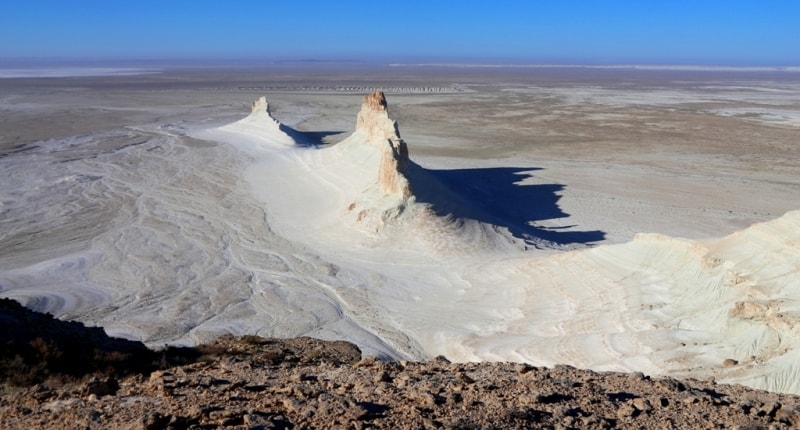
355 91 412 198
217 95 310 148
4 344 800 429
250 95 269 115
247 96 276 122
4 299 800 428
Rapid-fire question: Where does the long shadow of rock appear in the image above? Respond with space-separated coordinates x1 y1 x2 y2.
299 130 346 146
406 164 605 247
281 126 345 147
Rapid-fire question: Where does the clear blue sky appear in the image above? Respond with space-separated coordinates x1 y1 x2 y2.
1 1 798 65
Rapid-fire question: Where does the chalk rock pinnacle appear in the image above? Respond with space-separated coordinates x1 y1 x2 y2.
251 96 270 115
248 95 281 127
356 91 411 197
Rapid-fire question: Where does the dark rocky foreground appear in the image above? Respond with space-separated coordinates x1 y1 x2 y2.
2 299 800 429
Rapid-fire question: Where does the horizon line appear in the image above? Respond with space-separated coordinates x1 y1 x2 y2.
388 63 800 72
3 61 800 77
2 55 799 67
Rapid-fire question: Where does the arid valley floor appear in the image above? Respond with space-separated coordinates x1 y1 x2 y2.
2 65 800 402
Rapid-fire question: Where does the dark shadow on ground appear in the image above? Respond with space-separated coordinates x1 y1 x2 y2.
280 125 345 147
279 124 315 147
406 163 605 247
299 130 346 146
0 298 200 385
0 297 362 386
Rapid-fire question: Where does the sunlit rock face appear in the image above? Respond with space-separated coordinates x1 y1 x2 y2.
355 91 411 197
251 96 269 114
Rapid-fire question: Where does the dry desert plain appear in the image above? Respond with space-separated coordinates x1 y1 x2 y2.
1 64 799 394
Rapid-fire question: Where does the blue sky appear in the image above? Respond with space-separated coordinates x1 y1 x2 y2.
1 1 798 65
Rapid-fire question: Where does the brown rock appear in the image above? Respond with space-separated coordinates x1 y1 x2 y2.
140 412 169 430
632 397 652 413
617 403 638 419
4 334 800 429
85 377 119 397
724 358 739 367
456 371 476 384
375 370 392 383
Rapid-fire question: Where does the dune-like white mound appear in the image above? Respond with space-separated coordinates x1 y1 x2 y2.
215 96 310 150
445 210 800 393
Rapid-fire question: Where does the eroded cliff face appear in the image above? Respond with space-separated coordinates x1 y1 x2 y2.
251 96 270 115
355 91 411 198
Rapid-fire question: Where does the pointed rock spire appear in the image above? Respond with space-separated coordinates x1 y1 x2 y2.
251 96 270 115
355 91 411 197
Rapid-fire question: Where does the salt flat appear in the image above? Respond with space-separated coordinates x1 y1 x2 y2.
1 66 799 393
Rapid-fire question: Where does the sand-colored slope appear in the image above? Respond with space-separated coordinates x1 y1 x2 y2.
207 93 800 394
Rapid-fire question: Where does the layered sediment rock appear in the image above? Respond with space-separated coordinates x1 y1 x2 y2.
251 95 269 114
355 91 411 197
247 96 280 125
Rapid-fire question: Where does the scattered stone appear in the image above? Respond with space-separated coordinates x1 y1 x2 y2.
632 397 652 413
659 378 687 392
85 377 119 397
456 371 475 384
140 412 169 430
617 403 638 419
777 405 800 426
516 363 535 374
375 370 392 383
682 395 700 405
2 334 800 429
243 418 275 430
433 355 451 364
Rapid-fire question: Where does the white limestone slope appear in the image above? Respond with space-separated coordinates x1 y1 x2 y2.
216 96 309 151
206 93 800 394
0 114 404 359
449 212 800 393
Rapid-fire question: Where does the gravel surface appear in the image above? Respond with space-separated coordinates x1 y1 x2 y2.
2 298 799 429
